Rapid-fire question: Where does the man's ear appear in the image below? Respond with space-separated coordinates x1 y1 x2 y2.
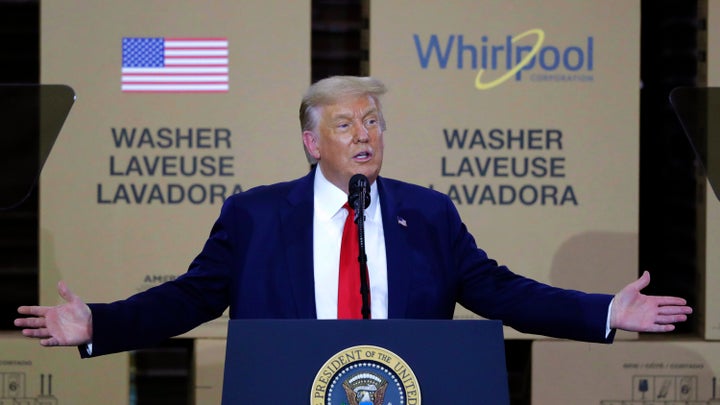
302 131 321 160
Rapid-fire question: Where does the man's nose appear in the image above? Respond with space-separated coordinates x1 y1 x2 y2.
353 121 369 143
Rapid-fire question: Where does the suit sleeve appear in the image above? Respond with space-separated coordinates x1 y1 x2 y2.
445 196 615 343
82 197 240 357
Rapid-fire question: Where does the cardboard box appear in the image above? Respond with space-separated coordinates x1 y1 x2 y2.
39 0 311 339
0 332 129 404
703 0 720 341
702 180 720 340
194 338 226 404
532 340 720 404
370 0 642 341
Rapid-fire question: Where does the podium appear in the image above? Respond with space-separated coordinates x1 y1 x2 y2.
222 319 509 404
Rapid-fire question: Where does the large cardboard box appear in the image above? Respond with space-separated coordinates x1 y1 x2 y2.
369 0 642 339
532 340 720 404
39 0 311 339
0 332 129 404
194 338 226 404
703 179 720 340
702 0 720 341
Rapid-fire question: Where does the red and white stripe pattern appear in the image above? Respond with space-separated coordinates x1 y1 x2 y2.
121 37 229 93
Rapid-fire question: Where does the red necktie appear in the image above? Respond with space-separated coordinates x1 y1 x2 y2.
338 202 365 319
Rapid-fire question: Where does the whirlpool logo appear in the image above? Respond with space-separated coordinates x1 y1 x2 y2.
413 29 595 90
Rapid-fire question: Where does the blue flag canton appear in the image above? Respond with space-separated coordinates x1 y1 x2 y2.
122 38 164 68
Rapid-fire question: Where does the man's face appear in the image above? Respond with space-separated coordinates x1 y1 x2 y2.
303 94 384 194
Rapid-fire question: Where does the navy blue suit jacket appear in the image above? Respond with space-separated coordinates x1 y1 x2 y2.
87 169 614 356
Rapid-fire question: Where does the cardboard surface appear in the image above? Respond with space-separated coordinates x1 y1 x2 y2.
0 332 129 404
533 340 720 404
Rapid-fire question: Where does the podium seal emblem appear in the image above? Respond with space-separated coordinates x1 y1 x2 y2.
310 345 421 405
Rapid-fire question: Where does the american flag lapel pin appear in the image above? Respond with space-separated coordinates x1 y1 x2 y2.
397 216 407 227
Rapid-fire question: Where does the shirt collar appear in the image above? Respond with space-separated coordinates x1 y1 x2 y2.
314 163 380 222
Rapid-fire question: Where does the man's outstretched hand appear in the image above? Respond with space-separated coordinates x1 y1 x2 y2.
610 271 693 332
14 281 93 346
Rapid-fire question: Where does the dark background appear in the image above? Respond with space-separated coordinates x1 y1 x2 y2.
0 1 704 403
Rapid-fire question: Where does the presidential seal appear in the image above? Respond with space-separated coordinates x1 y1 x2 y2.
311 345 421 405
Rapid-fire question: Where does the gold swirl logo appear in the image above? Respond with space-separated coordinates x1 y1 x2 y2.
474 28 545 90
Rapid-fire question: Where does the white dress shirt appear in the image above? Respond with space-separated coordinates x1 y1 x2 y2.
312 165 388 319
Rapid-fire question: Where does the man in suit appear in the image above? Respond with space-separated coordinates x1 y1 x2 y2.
15 76 692 356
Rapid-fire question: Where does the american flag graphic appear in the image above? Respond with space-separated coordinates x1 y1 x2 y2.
121 37 229 93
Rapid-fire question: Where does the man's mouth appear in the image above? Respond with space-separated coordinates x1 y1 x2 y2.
353 150 372 161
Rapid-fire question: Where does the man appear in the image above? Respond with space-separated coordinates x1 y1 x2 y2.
15 76 692 356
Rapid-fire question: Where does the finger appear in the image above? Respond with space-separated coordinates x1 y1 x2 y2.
40 337 59 347
17 306 52 316
655 314 688 325
632 270 651 290
646 324 675 333
21 327 51 338
57 280 76 303
655 297 689 307
14 317 47 328
657 305 693 315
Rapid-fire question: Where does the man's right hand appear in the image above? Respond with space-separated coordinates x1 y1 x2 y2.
14 280 93 347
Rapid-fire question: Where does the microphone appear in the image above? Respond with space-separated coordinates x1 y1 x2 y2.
347 173 371 319
348 174 370 216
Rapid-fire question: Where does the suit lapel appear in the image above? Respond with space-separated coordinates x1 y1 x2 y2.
280 169 317 318
377 178 412 318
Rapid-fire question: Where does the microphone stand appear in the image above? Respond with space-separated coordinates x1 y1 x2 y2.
355 187 371 320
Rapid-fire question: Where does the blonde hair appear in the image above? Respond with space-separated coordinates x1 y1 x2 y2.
299 76 387 164
300 76 387 131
